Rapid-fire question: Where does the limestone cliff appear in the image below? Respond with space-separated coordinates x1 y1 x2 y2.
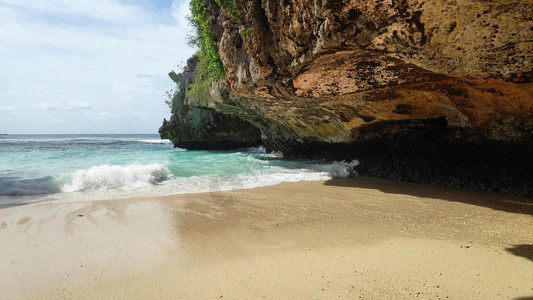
159 57 261 149
163 0 533 197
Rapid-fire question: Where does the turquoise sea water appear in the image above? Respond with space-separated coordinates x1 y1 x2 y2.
0 134 357 207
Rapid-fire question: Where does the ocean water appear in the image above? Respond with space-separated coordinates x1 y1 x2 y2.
0 134 357 207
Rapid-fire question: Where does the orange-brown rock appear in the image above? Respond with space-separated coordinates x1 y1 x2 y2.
211 0 533 144
168 0 533 196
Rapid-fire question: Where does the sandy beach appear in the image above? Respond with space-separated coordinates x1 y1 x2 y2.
1 178 532 299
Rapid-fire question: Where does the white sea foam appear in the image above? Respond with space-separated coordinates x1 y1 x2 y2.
62 163 171 192
312 160 359 178
2 145 359 205
264 151 284 158
172 159 358 193
40 160 358 203
137 139 172 144
242 146 267 154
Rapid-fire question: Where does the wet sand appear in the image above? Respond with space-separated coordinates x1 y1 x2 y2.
1 178 532 299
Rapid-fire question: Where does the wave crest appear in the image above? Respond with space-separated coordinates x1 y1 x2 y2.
62 163 171 192
316 160 358 178
137 139 172 144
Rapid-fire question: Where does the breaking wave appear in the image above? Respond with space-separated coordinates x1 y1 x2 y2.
62 163 171 192
137 139 172 144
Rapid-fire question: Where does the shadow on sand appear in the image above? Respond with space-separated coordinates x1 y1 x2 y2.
323 177 533 216
505 244 533 262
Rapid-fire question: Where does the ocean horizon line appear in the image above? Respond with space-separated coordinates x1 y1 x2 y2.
1 133 161 135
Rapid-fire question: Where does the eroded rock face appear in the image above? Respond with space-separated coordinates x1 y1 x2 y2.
159 57 261 150
166 0 533 196
211 0 532 143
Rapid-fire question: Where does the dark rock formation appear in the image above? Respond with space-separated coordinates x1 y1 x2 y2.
163 0 533 197
159 57 261 150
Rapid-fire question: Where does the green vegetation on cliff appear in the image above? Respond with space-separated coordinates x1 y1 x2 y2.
188 0 224 79
159 57 261 150
187 70 213 105
214 0 243 19
186 0 243 104
188 0 243 79
165 77 185 118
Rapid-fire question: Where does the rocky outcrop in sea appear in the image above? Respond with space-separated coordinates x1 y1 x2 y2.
159 56 261 149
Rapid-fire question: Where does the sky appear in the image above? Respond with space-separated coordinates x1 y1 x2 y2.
0 0 196 134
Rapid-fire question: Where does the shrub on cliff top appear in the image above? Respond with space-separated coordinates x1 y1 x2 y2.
214 0 243 19
187 0 242 80
188 0 224 80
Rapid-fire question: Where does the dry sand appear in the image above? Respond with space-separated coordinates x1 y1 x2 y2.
0 178 532 299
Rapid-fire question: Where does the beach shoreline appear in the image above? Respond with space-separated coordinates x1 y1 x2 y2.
1 178 532 299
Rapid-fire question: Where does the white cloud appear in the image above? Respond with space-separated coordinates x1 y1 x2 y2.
0 104 24 117
48 118 66 123
90 112 119 119
100 112 118 118
37 101 93 111
171 0 190 28
69 101 92 110
1 0 150 26
0 105 18 110
38 102 63 111
0 0 196 134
